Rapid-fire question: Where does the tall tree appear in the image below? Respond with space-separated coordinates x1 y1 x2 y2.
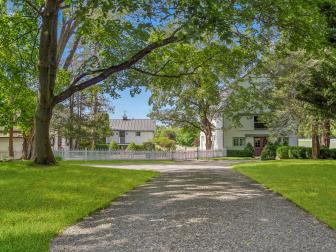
12 0 324 163
0 2 37 158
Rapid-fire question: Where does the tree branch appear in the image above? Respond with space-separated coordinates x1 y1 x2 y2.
53 30 181 105
63 35 81 70
130 66 196 78
70 68 107 87
24 0 42 15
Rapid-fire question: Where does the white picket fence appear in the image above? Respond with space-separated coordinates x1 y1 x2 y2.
53 149 227 161
0 151 22 160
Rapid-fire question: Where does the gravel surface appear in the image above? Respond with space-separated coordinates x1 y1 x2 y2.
52 161 336 252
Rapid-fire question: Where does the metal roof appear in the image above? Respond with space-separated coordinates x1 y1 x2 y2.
110 119 156 131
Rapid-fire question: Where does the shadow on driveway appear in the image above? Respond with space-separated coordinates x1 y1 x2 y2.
52 163 336 252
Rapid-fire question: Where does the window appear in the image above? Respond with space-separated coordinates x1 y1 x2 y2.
136 131 141 136
111 131 114 136
254 116 267 129
233 137 245 146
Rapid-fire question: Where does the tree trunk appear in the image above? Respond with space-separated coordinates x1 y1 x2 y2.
91 93 98 150
8 127 14 158
34 104 55 164
312 119 320 159
34 0 59 164
205 131 213 150
320 119 330 148
69 95 74 150
22 126 34 160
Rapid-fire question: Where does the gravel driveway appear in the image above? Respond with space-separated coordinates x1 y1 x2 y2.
52 160 336 252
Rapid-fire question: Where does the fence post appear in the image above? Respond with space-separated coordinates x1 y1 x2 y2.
85 148 88 161
196 147 199 160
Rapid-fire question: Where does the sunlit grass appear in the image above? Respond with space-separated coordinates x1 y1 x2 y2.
0 161 158 251
234 160 336 229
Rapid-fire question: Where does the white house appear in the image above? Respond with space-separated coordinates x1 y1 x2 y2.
0 128 24 158
106 115 155 147
200 115 298 156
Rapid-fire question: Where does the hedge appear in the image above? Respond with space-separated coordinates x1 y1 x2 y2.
261 142 277 160
95 143 109 150
275 146 336 159
276 146 290 159
227 149 250 157
319 148 336 159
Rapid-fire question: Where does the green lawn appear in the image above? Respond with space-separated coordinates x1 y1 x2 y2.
0 161 158 252
234 160 336 229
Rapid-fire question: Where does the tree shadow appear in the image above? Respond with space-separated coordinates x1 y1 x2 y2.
52 169 336 252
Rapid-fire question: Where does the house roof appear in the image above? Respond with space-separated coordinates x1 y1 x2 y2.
110 119 156 131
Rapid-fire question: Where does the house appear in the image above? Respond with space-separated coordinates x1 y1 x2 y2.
106 115 156 147
199 115 298 156
0 128 24 158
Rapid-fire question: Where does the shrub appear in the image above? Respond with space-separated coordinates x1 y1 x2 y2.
95 143 109 150
143 141 155 151
319 148 336 159
261 142 277 160
288 146 308 159
126 142 138 151
244 143 255 157
330 149 336 159
109 141 119 150
136 144 145 151
277 146 312 159
153 137 176 151
305 147 312 159
125 142 145 151
227 149 249 157
276 146 290 159
55 156 62 162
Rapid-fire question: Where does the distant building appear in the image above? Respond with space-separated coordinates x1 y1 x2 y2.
106 115 155 147
200 115 298 156
0 128 24 158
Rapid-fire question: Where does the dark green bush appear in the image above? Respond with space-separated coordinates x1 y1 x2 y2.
261 142 277 160
288 146 309 159
276 146 290 159
143 141 155 151
330 149 336 159
55 156 62 162
227 149 249 157
244 143 255 157
126 142 145 151
305 147 312 159
95 143 109 150
288 146 298 159
319 148 336 159
276 146 314 159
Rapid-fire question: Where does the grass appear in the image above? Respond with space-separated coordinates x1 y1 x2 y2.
0 161 158 252
234 160 336 229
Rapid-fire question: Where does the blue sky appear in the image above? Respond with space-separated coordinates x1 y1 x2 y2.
109 88 152 119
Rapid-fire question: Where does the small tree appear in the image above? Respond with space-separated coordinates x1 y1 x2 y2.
126 142 138 151
109 141 119 151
